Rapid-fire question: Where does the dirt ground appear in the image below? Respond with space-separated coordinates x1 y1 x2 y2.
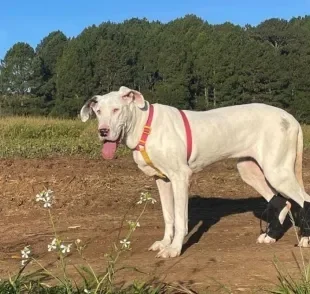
2 152 310 293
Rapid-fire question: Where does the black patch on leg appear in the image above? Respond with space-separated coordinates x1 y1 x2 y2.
300 201 310 237
260 193 289 240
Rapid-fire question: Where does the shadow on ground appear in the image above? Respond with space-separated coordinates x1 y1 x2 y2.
183 195 301 253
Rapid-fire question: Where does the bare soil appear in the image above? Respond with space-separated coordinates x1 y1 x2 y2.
2 153 310 293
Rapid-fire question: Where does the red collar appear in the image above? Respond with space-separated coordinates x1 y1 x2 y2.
135 104 154 150
135 104 192 162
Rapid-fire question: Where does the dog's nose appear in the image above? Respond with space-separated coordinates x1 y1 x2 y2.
99 128 109 137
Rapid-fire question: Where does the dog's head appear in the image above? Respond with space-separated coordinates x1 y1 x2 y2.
80 86 146 159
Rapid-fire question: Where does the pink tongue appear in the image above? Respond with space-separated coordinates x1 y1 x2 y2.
102 141 117 159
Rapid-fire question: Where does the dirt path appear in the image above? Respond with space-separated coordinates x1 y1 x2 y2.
1 154 310 293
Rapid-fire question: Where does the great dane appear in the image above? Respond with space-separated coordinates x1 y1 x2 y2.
80 86 310 258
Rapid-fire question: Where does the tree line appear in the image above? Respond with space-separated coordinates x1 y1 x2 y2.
1 15 310 122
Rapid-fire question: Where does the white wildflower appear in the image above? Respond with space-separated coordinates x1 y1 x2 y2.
35 189 54 208
20 245 31 267
137 192 157 205
127 220 140 231
43 200 52 208
120 239 131 249
48 238 57 252
21 245 31 259
60 243 72 254
84 289 91 294
75 239 84 251
36 192 44 202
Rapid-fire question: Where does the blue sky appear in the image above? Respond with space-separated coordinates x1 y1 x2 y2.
0 0 309 59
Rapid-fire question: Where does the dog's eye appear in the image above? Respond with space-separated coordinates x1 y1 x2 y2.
113 108 119 113
96 109 101 115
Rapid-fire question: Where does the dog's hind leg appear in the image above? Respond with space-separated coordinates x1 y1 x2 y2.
262 125 310 247
237 157 291 244
263 166 310 246
237 157 275 202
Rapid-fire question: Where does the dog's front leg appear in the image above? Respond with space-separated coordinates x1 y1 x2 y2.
149 177 174 252
156 168 191 258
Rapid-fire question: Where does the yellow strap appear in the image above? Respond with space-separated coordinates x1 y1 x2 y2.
139 147 167 179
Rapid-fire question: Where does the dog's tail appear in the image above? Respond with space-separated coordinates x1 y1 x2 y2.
295 125 304 189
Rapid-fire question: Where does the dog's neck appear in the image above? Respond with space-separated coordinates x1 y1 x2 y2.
124 102 150 150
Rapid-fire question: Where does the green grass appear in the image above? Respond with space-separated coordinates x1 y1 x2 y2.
0 116 130 158
301 124 310 149
0 275 171 294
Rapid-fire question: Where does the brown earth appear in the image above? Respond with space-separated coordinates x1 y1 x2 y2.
1 152 310 293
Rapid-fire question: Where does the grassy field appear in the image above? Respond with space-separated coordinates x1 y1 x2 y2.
0 116 129 158
0 116 309 159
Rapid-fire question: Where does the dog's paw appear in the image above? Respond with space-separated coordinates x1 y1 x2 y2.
298 237 310 247
156 245 181 258
256 233 276 244
148 239 171 252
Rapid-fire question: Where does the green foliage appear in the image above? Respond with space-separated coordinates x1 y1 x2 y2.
1 15 310 121
0 278 170 294
269 251 310 294
34 31 68 106
0 42 36 95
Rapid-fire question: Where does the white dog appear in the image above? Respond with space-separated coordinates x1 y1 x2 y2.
80 86 310 258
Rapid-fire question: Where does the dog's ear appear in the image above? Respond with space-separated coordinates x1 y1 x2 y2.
119 86 145 109
80 96 98 122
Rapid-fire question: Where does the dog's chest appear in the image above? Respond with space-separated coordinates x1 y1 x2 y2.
132 150 159 177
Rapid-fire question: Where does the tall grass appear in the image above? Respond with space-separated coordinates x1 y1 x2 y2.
0 116 130 158
301 124 310 149
268 211 310 294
